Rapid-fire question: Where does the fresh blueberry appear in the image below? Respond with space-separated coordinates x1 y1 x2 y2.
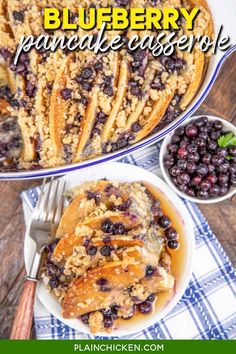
211 155 224 166
81 67 93 79
101 246 112 256
138 301 153 314
96 278 108 286
197 190 209 199
178 148 188 159
60 88 72 100
210 130 221 141
170 166 181 177
158 215 171 229
131 122 142 132
185 124 198 138
146 294 155 303
164 155 175 169
202 153 212 165
48 277 59 289
113 223 126 235
177 159 187 170
13 11 24 22
167 240 179 249
145 265 156 277
177 172 190 185
80 314 89 324
186 161 196 174
103 316 113 328
209 185 220 197
200 179 211 191
87 246 97 256
101 219 114 233
196 164 208 176
213 120 223 130
187 144 198 153
165 227 178 241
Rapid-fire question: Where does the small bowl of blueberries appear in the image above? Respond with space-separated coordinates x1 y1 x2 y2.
160 115 236 203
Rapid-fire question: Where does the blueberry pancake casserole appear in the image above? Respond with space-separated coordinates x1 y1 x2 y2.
0 0 213 172
42 180 183 333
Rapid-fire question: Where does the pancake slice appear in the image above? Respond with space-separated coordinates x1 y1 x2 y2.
49 55 71 161
62 262 146 318
0 0 15 54
125 68 156 131
0 98 10 114
141 266 175 293
83 211 142 230
134 75 177 142
112 50 120 87
53 233 84 261
15 75 36 162
56 214 142 260
53 234 144 261
74 85 99 159
180 50 204 110
92 236 144 248
56 180 130 237
102 60 129 143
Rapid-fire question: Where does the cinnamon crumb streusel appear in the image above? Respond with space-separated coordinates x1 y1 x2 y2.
41 180 179 333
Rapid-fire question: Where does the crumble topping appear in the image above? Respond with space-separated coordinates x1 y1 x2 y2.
41 180 179 333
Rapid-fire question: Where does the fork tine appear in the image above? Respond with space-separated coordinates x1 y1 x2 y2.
33 178 47 219
33 177 66 227
54 180 67 225
40 177 55 222
47 179 59 222
35 177 54 221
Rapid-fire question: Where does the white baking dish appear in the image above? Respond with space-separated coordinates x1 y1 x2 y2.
1 0 236 180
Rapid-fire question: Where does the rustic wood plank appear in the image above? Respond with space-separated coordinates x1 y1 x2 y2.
197 56 236 122
195 54 236 266
0 53 235 339
0 181 38 339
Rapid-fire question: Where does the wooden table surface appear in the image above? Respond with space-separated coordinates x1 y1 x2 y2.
0 54 236 339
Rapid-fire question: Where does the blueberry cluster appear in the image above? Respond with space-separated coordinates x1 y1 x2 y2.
81 305 119 328
150 201 179 250
102 131 135 153
160 55 186 74
80 293 156 327
137 293 156 315
0 85 13 102
0 117 22 163
164 117 236 199
44 239 64 289
76 67 95 92
128 79 143 99
101 218 127 235
130 49 148 76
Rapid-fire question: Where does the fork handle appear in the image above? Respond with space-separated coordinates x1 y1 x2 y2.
10 278 37 340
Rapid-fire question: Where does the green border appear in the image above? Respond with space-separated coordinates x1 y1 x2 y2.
0 340 235 354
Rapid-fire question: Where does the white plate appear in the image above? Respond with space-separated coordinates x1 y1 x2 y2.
24 162 195 336
160 116 236 204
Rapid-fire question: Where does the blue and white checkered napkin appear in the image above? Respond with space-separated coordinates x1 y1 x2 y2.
21 143 236 340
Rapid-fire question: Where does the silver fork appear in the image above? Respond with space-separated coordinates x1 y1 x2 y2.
10 177 66 340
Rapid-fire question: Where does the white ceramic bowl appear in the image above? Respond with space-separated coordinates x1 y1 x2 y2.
160 115 236 204
24 162 195 337
1 0 236 180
